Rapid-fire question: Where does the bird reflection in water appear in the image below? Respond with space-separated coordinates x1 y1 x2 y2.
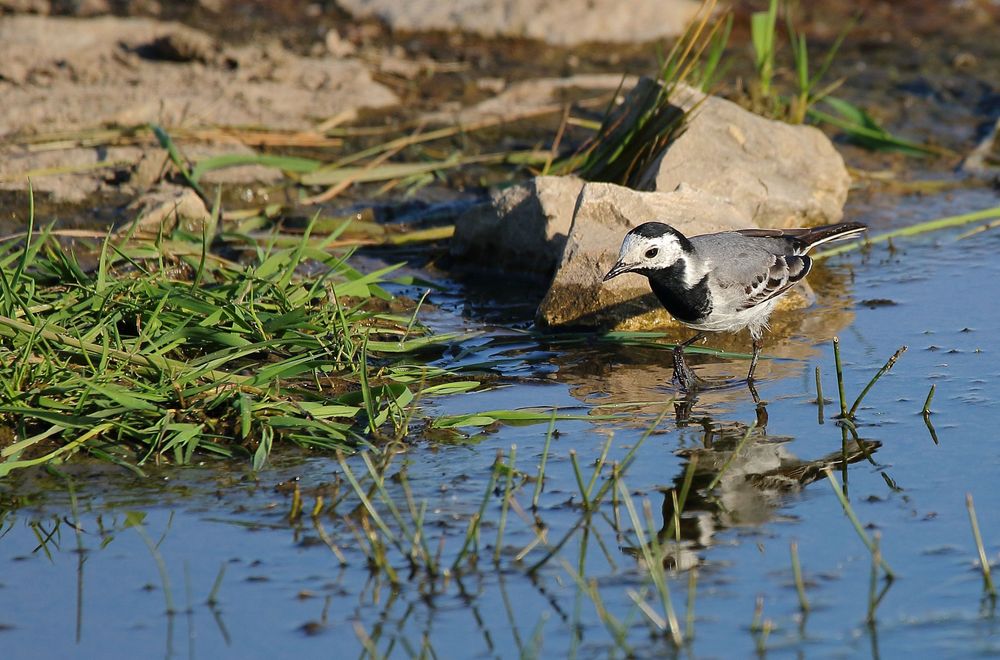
621 414 881 571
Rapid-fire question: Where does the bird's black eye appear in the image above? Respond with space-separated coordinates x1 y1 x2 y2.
644 248 659 259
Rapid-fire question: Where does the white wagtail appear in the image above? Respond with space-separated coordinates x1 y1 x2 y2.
603 221 867 390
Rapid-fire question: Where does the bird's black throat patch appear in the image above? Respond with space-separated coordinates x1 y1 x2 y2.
642 261 712 324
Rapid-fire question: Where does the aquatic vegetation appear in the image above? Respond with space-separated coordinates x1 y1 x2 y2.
808 97 950 157
967 494 997 599
747 0 851 124
0 197 478 474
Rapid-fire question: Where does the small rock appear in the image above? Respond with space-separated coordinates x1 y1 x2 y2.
130 150 170 190
963 117 1000 180
74 0 111 17
142 26 218 63
377 52 426 80
324 29 356 58
0 60 28 84
123 185 214 238
197 0 224 12
127 0 160 16
952 51 977 70
299 621 325 636
476 77 506 94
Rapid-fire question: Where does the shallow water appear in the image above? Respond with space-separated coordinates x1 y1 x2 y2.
1 185 999 658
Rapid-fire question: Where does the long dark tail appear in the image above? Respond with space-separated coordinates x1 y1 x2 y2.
797 222 867 249
735 222 867 252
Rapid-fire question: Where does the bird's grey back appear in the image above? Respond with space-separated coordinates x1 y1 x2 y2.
690 232 797 285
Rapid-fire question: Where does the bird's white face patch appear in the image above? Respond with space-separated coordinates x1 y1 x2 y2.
616 232 685 273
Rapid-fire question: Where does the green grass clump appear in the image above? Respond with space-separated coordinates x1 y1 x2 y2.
554 0 730 187
746 0 945 156
747 0 849 124
0 210 476 476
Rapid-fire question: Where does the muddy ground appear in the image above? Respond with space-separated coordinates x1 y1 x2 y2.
1 0 999 214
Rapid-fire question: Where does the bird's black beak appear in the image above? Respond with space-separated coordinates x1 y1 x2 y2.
602 261 631 282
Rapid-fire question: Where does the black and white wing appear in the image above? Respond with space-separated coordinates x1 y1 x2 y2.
691 232 813 312
735 253 811 311
727 222 866 309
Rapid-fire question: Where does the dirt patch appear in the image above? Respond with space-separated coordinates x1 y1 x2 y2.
0 14 398 201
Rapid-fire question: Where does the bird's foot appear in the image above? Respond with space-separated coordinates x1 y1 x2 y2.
672 348 703 392
673 390 698 425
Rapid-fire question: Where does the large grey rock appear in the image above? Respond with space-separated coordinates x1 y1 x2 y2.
451 82 851 279
638 84 851 228
537 182 765 330
337 0 702 46
451 175 585 277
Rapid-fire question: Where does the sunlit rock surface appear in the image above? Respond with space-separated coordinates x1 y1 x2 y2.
123 184 214 238
637 84 851 228
451 175 586 277
337 0 702 46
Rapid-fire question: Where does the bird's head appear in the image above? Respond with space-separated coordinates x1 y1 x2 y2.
603 222 693 281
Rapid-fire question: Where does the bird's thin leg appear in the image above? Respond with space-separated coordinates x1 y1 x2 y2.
747 336 764 383
673 332 705 391
746 336 768 423
747 379 769 428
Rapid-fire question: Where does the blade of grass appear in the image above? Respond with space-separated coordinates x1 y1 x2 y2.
791 541 809 613
967 493 997 598
824 469 894 579
815 205 1000 259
